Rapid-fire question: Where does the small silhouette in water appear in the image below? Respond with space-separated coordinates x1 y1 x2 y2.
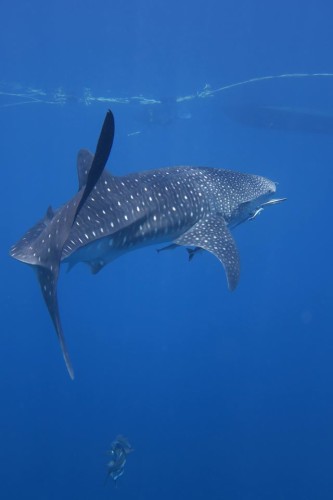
106 435 133 485
156 243 203 261
222 103 333 135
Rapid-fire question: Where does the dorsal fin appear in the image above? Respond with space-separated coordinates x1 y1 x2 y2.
76 110 115 214
77 149 94 189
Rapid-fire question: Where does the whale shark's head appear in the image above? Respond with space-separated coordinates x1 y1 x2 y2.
227 174 286 228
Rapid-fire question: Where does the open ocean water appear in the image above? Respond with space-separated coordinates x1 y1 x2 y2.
1 1 333 499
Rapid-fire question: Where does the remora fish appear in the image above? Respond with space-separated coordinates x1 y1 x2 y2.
10 110 285 378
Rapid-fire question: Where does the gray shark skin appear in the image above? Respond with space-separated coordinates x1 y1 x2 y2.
10 110 285 378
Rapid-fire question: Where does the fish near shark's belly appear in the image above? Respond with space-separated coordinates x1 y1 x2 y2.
62 214 197 272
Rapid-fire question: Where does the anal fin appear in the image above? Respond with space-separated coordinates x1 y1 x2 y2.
89 260 106 274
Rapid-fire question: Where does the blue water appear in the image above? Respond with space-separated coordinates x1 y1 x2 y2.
1 1 333 498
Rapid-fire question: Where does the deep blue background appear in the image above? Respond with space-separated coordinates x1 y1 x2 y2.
1 1 333 498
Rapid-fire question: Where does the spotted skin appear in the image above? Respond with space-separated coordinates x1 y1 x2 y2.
10 110 283 378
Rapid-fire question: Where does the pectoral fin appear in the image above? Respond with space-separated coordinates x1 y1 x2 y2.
173 215 240 290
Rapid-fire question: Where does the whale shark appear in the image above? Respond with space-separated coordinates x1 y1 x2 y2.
10 110 285 378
